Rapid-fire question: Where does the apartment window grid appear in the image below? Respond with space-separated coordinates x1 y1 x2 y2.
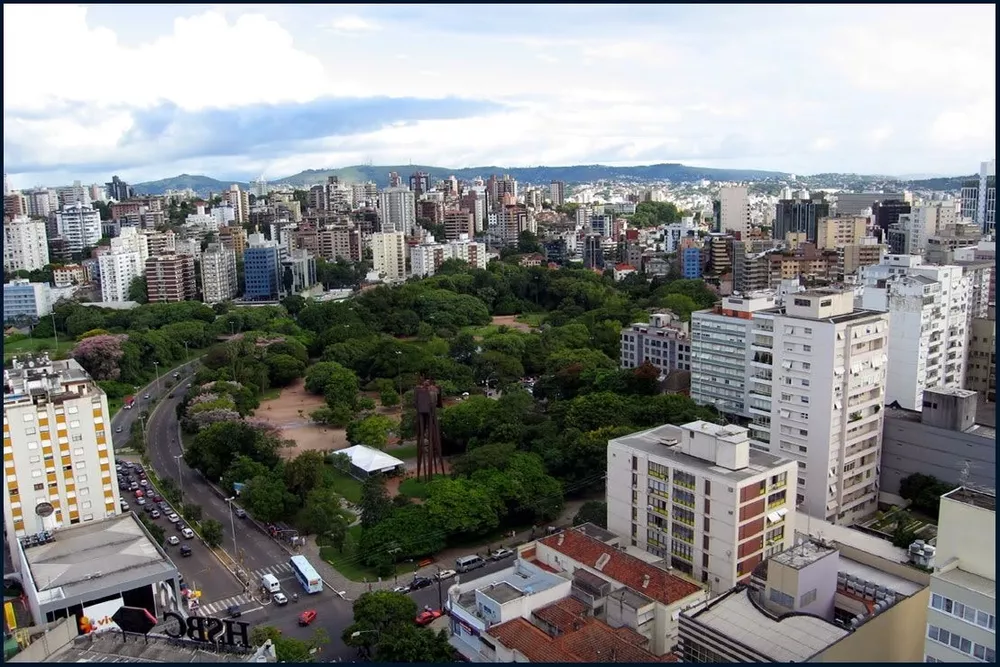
929 594 996 632
926 625 995 662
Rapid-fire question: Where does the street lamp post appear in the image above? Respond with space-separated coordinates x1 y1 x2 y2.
174 454 184 500
395 350 403 413
434 566 444 610
225 496 239 563
153 361 161 391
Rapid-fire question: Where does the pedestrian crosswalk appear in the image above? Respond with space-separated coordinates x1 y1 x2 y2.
198 593 255 615
250 562 293 578
197 562 295 615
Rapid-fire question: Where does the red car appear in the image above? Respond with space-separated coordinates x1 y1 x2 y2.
134 489 144 498
415 609 443 626
298 610 317 626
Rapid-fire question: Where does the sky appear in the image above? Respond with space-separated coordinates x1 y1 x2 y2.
3 4 995 188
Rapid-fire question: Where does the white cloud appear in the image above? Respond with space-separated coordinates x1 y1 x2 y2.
327 15 379 32
2 4 995 184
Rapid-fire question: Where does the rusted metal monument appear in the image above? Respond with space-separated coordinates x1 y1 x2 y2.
413 380 445 482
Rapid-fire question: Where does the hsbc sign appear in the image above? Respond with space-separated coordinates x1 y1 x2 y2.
161 611 251 647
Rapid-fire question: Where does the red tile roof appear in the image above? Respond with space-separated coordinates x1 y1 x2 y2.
488 611 668 663
532 598 589 634
538 529 703 606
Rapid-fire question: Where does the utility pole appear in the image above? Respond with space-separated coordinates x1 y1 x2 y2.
435 566 444 610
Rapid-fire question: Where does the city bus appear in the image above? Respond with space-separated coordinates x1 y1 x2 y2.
289 555 324 594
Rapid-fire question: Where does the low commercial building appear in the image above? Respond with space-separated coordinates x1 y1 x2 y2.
679 534 930 662
14 513 185 627
879 387 995 498
3 280 51 323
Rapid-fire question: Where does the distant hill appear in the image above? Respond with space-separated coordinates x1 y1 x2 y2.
133 164 975 197
133 174 248 196
271 163 790 188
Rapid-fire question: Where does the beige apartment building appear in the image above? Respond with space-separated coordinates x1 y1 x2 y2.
3 356 121 557
816 215 868 250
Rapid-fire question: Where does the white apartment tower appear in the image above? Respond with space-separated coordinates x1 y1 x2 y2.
200 243 238 304
378 186 416 234
97 227 147 303
748 289 889 525
2 355 121 558
924 487 995 663
719 186 750 237
620 312 692 374
893 203 957 255
690 292 780 417
370 231 407 282
607 421 798 595
409 236 486 278
859 255 970 410
54 203 102 253
3 216 50 272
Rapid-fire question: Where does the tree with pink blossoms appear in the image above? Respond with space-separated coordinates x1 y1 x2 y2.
72 334 128 381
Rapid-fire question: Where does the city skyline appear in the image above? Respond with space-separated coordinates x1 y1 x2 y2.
3 4 995 187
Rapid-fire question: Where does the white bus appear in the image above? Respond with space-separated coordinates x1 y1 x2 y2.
289 555 323 594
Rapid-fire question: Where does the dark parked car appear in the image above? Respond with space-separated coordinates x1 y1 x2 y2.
409 576 433 591
180 545 192 557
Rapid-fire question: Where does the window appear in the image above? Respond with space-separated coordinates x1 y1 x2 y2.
22 414 34 422
33 483 44 491
78 475 88 483
81 500 92 509
769 588 794 608
800 589 817 606
79 488 90 496
793 298 810 307
24 427 36 436
27 441 38 450
73 448 84 456
31 470 42 478
71 434 83 442
930 594 995 632
68 406 79 415
74 462 86 469
69 420 80 429
28 455 40 464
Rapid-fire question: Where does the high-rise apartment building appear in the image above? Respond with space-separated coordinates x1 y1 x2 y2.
872 199 911 242
888 203 957 255
961 159 997 237
200 243 238 304
719 186 750 237
549 181 566 207
486 204 535 246
691 293 780 418
97 227 147 303
2 355 122 556
378 187 416 234
619 312 692 374
408 171 431 197
838 238 886 279
222 184 249 223
832 192 905 217
816 215 867 250
742 289 889 525
370 231 407 282
104 176 134 202
218 224 248 257
607 421 797 594
145 253 197 303
859 255 970 410
54 181 91 208
773 197 832 244
54 203 102 253
966 307 996 403
3 216 50 272
317 226 362 262
409 236 486 277
243 233 283 301
924 487 995 663
24 189 54 218
441 210 474 240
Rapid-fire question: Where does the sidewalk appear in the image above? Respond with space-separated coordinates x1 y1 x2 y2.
299 498 591 600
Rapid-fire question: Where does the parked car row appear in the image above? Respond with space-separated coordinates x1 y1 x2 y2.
117 461 194 556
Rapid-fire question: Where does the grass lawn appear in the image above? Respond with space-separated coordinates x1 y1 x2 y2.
325 469 363 504
515 313 546 327
461 324 501 338
387 443 418 460
259 387 282 401
4 336 75 362
318 525 421 582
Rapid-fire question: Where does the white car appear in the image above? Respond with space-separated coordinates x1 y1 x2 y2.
435 569 456 581
120 501 130 512
167 535 180 546
273 593 288 606
168 513 180 523
181 527 195 539
135 498 146 506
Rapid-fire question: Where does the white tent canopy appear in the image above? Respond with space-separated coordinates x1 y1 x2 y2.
339 444 405 475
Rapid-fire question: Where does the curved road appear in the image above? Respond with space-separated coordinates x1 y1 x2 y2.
124 364 359 661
